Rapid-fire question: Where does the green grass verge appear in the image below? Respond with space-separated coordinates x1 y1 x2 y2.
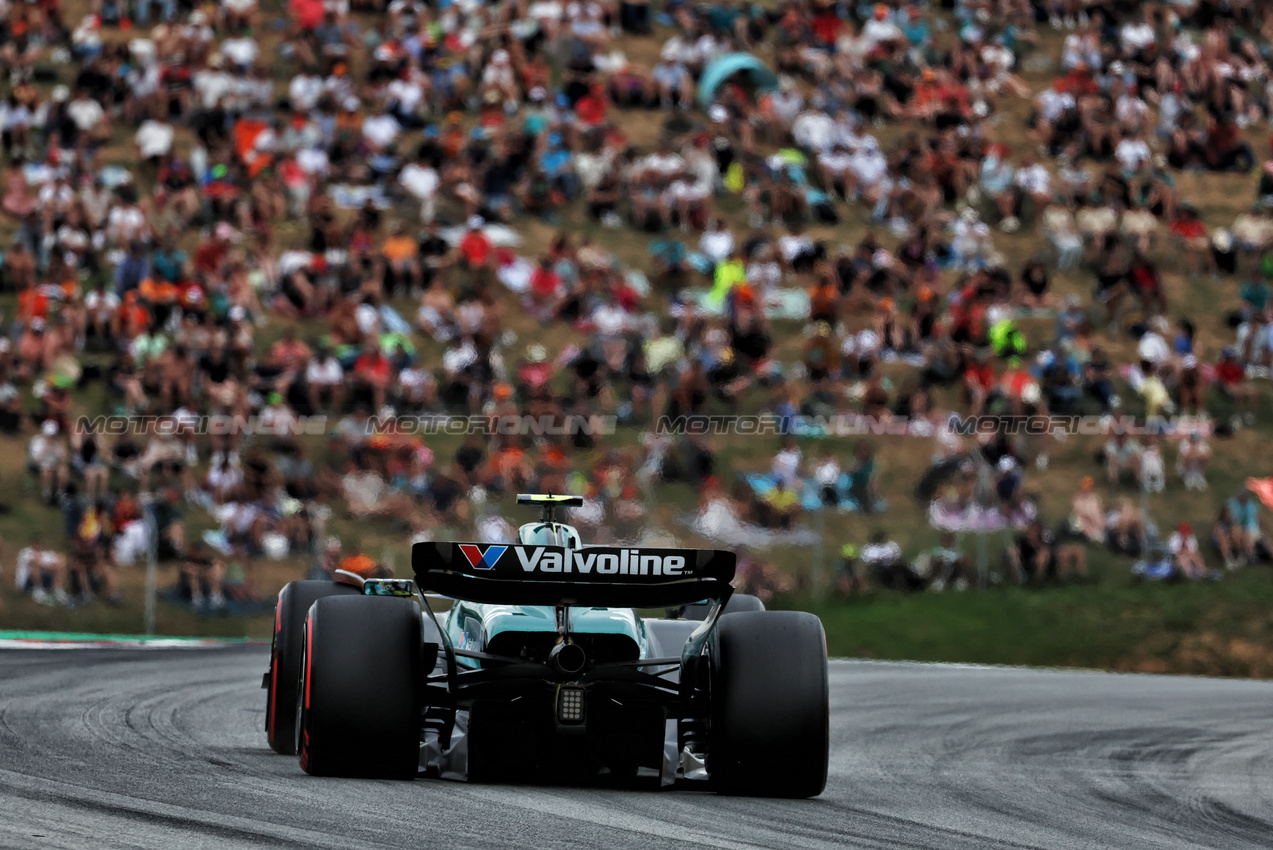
777 569 1273 677
0 630 259 644
0 586 278 640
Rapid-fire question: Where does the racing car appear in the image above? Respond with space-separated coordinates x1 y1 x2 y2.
263 494 829 797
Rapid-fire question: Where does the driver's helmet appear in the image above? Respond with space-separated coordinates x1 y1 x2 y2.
517 522 581 548
333 553 379 587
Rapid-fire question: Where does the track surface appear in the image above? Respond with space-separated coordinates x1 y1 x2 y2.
1 648 1271 849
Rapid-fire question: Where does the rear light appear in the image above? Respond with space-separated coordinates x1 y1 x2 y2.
556 686 586 724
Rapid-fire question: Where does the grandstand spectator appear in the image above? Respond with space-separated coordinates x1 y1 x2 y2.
924 533 972 592
1104 432 1145 483
835 544 865 596
734 552 793 603
1008 519 1087 583
182 541 227 611
1017 257 1053 309
71 498 121 607
1167 522 1207 579
1140 436 1166 493
1205 112 1255 173
1231 204 1273 262
16 537 68 606
305 342 345 413
1042 196 1083 270
1069 476 1105 544
861 529 917 591
813 448 842 507
979 145 1018 231
760 478 800 530
1227 490 1264 566
1177 431 1211 491
136 422 193 494
1121 199 1160 256
1170 204 1213 276
1215 346 1255 427
28 420 68 505
1212 504 1243 571
1107 497 1146 557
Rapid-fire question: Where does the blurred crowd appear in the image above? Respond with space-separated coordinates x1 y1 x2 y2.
4 0 1273 608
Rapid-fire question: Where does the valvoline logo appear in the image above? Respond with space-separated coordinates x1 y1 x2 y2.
458 544 508 571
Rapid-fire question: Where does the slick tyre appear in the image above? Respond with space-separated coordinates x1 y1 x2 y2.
266 580 360 755
297 595 422 779
721 593 765 615
682 593 766 621
709 611 829 798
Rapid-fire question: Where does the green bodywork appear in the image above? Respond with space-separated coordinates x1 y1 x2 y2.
442 520 652 667
444 603 651 668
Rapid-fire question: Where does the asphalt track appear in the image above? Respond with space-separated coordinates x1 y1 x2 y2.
1 648 1271 849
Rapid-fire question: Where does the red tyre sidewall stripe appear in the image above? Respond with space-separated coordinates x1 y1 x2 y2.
304 613 314 709
267 595 283 738
300 613 314 772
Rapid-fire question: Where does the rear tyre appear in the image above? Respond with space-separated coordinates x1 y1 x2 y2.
721 593 765 615
297 596 422 779
266 580 359 755
708 611 829 798
681 593 766 621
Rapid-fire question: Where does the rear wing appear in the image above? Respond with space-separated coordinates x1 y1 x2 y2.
412 542 736 608
515 494 584 507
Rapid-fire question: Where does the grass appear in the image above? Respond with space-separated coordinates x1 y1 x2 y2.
780 568 1273 677
3 5 1273 676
